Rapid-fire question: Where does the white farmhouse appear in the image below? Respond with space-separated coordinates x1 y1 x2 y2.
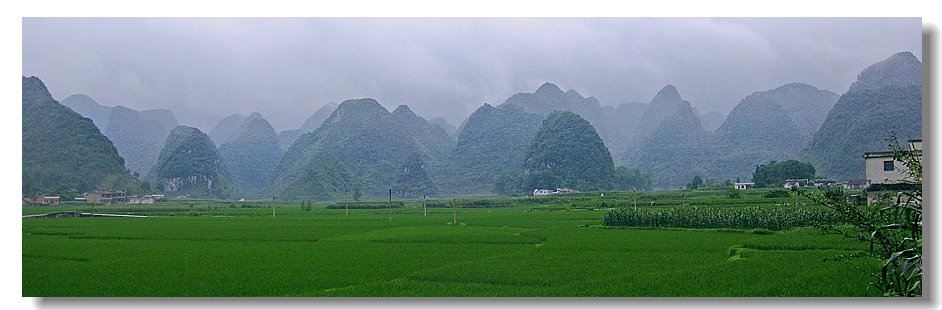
733 182 755 190
863 139 921 205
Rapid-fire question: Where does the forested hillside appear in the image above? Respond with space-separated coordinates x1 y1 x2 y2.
523 111 616 191
805 52 922 180
152 126 233 199
22 76 141 197
217 113 282 197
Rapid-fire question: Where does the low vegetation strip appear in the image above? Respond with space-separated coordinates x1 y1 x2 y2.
327 201 405 209
570 197 800 209
602 206 845 230
424 199 515 208
322 226 544 245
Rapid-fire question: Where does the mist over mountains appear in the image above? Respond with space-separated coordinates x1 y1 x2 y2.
276 102 339 151
25 51 922 199
217 113 283 196
61 95 179 176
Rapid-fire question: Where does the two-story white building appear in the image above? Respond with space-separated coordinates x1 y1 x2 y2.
864 139 921 205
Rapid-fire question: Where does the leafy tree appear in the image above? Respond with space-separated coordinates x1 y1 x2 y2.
762 190 791 198
492 170 525 196
701 177 732 189
612 166 651 191
752 160 815 188
796 136 921 296
687 176 704 189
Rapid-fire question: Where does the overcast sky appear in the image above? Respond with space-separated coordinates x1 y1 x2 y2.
22 17 922 132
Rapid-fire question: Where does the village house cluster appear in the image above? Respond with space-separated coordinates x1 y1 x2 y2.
532 188 577 197
777 139 921 205
24 189 165 206
781 178 869 190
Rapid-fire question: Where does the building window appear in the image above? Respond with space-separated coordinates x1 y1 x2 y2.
883 160 895 171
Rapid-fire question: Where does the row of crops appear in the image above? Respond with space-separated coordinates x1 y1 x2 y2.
602 206 847 230
326 201 406 209
570 197 803 209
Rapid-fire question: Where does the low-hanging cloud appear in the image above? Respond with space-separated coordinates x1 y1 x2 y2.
22 17 922 132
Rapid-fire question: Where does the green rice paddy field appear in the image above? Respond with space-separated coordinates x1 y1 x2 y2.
22 190 881 297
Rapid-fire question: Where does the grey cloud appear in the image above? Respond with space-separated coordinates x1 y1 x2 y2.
23 17 922 132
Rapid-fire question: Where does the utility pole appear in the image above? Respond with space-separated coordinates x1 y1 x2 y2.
423 194 427 216
452 198 457 225
272 204 275 218
345 188 349 215
388 189 392 221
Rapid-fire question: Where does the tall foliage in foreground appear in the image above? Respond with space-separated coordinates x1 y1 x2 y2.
796 137 921 296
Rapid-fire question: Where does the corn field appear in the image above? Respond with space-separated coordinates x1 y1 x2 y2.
602 206 846 230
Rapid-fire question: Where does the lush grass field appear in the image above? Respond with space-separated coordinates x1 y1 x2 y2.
22 190 881 297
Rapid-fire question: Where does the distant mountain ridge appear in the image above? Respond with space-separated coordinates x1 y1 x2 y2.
805 52 922 181
500 82 634 165
218 112 283 197
277 102 339 150
208 114 247 146
61 94 179 176
270 98 449 199
635 100 710 187
847 51 922 93
152 126 233 199
524 111 615 191
22 76 140 197
37 52 920 198
61 94 112 128
707 83 839 181
430 117 458 138
447 103 544 195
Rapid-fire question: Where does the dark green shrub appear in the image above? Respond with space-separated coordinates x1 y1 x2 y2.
763 190 791 198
